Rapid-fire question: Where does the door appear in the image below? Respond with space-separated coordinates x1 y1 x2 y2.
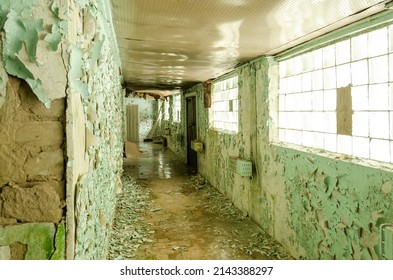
186 96 198 171
126 105 139 142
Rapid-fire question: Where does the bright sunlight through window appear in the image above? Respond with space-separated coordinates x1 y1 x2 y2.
210 75 239 133
279 25 393 163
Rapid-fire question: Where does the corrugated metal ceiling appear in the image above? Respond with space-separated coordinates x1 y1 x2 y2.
111 0 388 95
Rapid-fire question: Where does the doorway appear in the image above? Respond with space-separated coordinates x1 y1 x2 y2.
126 104 139 142
186 96 198 171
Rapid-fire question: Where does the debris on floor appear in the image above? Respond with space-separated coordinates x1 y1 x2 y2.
108 171 293 260
187 174 292 260
107 174 152 260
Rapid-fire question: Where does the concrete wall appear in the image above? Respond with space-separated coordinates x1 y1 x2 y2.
169 57 393 259
0 0 67 260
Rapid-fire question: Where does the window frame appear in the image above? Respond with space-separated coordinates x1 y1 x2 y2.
173 94 181 123
209 73 239 134
275 10 393 165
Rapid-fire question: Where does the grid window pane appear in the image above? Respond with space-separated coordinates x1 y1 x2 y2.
173 95 181 122
210 76 238 133
336 39 351 65
369 84 389 111
279 23 393 163
352 86 368 111
369 55 388 84
323 67 336 89
323 45 336 68
352 33 368 61
163 101 170 120
336 64 351 87
369 112 389 139
351 60 368 86
370 139 390 162
368 28 388 57
352 137 370 158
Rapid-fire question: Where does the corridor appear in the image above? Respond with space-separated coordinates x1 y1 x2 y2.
107 143 292 260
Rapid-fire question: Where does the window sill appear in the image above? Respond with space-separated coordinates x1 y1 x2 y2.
271 141 393 173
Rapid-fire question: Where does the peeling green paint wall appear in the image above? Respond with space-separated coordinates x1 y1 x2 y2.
65 0 123 260
276 147 393 259
170 56 393 259
0 0 67 108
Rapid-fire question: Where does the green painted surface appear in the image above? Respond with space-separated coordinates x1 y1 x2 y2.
50 222 65 260
69 0 124 260
0 223 56 260
45 2 66 52
68 45 89 98
169 55 393 259
275 146 393 259
0 0 68 108
0 0 52 107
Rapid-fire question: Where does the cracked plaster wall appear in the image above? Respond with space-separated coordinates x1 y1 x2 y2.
171 57 393 259
65 0 123 260
0 0 67 260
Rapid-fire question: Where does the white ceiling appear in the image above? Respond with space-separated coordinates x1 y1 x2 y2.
111 0 388 95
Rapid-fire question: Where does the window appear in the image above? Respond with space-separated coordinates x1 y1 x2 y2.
278 25 393 163
210 75 239 133
173 94 181 122
163 100 169 121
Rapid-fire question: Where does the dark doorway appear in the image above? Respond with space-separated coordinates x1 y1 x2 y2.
186 96 198 172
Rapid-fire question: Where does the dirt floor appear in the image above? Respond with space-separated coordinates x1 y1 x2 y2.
107 143 293 260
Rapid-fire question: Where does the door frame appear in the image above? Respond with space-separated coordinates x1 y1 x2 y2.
185 92 198 169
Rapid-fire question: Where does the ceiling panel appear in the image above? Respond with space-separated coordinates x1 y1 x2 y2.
111 0 387 95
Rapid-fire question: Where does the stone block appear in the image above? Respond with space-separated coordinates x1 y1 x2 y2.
25 149 64 180
16 122 64 146
0 217 18 225
0 144 27 185
28 98 65 119
0 223 56 259
50 222 65 260
0 246 11 260
46 180 66 201
1 183 63 223
10 242 28 260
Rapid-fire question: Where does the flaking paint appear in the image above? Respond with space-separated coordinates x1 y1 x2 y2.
168 56 393 259
65 0 123 260
0 0 67 108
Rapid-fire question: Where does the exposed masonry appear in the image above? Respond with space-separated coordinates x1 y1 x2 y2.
0 0 68 260
0 76 66 259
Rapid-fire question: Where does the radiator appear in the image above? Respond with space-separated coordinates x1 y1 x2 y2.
227 157 252 177
191 140 204 152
